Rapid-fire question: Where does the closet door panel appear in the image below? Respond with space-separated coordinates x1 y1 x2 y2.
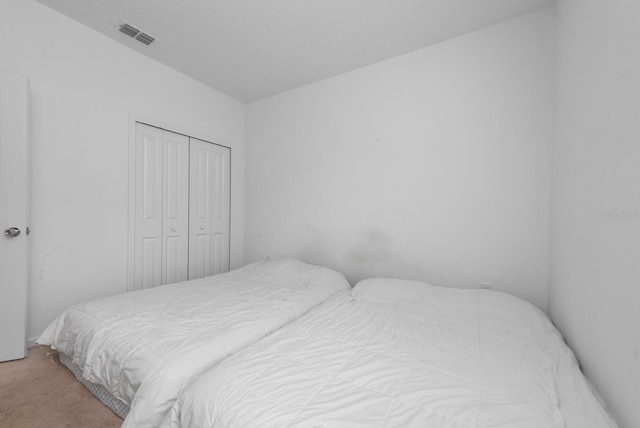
210 147 229 274
189 141 213 279
194 233 208 279
189 139 230 279
210 145 230 274
213 233 225 273
134 123 163 290
162 131 189 284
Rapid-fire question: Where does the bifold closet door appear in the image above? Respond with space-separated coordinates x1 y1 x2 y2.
189 138 231 279
161 130 190 283
133 123 189 290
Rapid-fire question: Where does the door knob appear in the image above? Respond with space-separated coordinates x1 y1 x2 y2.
4 227 21 237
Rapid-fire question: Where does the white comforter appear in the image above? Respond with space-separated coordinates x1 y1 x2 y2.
168 278 618 428
38 258 350 428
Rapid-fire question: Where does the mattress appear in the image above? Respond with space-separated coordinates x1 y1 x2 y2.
38 258 350 428
59 352 129 419
167 278 618 428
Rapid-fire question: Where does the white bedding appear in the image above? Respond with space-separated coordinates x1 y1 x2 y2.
168 278 618 428
38 258 350 428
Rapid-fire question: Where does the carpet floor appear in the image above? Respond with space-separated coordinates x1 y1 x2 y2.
0 346 122 428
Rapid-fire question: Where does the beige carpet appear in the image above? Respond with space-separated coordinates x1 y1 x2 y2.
0 346 122 428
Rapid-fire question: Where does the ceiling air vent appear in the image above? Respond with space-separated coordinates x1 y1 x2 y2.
118 22 156 46
118 22 139 38
135 32 155 46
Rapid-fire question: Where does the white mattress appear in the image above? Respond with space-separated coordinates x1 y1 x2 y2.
167 278 618 428
59 351 130 419
38 258 350 428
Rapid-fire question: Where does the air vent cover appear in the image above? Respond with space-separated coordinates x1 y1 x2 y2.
119 22 139 38
135 32 155 46
118 22 156 46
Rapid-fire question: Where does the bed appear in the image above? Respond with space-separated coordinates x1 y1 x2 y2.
37 258 350 428
166 278 618 428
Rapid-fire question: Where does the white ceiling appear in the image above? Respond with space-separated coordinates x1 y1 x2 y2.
36 0 555 103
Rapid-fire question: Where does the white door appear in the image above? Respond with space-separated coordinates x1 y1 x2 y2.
133 123 189 290
0 72 29 362
189 138 230 279
133 123 163 290
161 130 189 284
131 125 230 290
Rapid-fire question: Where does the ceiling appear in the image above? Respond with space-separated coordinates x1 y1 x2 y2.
36 0 555 103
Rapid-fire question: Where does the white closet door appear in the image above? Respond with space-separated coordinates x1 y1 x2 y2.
189 138 231 279
133 124 190 290
161 130 189 284
133 123 163 290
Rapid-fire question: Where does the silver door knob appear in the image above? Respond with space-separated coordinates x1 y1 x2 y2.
4 227 20 237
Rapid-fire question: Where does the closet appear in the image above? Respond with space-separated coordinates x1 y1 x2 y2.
131 122 230 291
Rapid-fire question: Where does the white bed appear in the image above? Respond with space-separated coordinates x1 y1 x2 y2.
167 278 618 428
37 258 350 428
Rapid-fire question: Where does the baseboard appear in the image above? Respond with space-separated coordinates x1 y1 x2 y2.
27 337 39 348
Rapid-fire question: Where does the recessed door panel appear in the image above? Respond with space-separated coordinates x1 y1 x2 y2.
164 235 181 284
214 153 224 220
213 233 225 275
142 237 160 289
195 233 208 278
142 139 159 220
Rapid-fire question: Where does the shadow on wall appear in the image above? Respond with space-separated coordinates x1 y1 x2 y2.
298 227 398 285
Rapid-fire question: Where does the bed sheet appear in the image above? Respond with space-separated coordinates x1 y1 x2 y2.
167 278 618 428
38 258 350 428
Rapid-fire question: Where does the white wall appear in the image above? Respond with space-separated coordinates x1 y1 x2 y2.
245 9 554 311
551 1 640 426
0 0 245 340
